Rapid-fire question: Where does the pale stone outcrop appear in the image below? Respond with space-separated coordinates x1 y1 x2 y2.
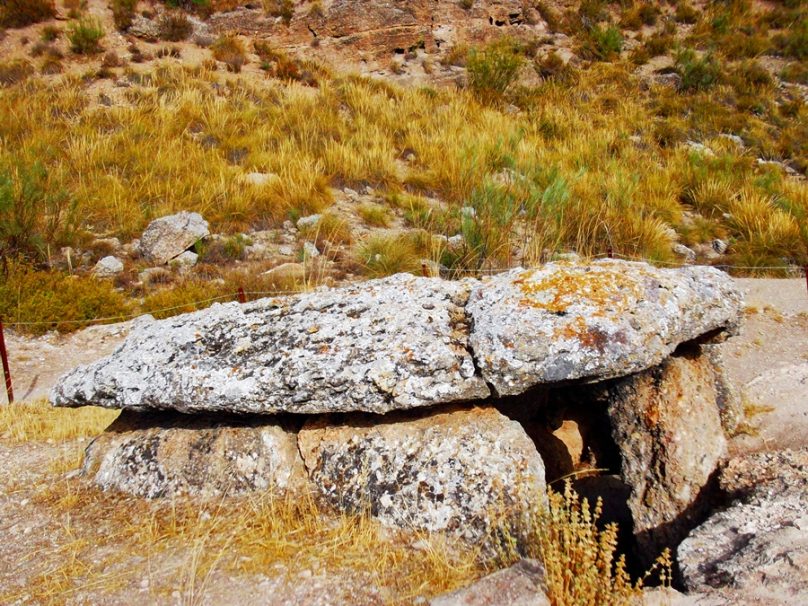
606 349 728 561
298 406 545 553
81 410 306 498
51 274 490 414
466 260 742 396
139 211 209 265
678 449 808 598
92 255 124 278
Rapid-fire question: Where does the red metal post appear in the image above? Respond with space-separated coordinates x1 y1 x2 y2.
0 316 13 404
421 262 430 277
237 287 247 304
607 247 613 259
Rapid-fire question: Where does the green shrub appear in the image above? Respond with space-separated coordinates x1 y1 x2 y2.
212 35 247 72
466 38 523 105
0 0 55 28
675 48 723 91
40 25 60 42
0 262 131 336
581 25 623 61
111 0 137 31
0 161 76 262
358 203 393 227
67 17 105 54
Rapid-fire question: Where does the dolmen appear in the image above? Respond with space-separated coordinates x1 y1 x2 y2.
51 260 743 561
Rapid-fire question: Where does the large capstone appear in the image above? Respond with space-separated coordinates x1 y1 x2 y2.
297 405 546 554
81 411 306 498
51 274 490 415
466 260 742 395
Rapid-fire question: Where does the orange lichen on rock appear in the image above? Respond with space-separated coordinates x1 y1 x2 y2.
515 265 646 315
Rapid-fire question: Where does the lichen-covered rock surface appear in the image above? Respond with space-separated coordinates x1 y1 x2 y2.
298 406 545 552
678 448 808 598
466 260 742 395
51 274 489 414
81 410 306 498
52 261 742 417
139 211 210 265
606 348 728 560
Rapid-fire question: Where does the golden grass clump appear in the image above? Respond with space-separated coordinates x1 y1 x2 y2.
0 399 119 443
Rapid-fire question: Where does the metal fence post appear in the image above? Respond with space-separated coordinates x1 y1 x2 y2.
0 316 13 404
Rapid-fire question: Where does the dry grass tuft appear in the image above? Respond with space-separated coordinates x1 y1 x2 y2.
0 399 119 442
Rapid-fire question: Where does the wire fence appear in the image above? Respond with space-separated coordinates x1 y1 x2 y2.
2 256 807 331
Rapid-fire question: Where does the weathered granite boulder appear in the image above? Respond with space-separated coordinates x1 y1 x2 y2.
139 211 209 265
51 275 490 414
298 406 545 553
429 559 550 606
92 255 124 278
81 410 306 499
52 262 741 417
466 261 741 396
678 449 808 598
606 348 728 561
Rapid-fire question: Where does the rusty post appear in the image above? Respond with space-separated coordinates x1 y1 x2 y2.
0 316 13 404
237 287 247 304
421 261 430 277
607 247 613 259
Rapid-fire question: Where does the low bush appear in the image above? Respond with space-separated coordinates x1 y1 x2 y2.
355 233 425 278
66 17 105 54
580 25 623 61
0 161 76 261
675 48 723 91
298 213 353 250
0 263 131 335
535 1 561 32
212 34 247 72
674 1 699 25
0 0 55 29
466 38 523 105
358 203 393 227
263 0 294 24
774 18 808 60
158 11 193 42
111 0 137 31
40 25 60 42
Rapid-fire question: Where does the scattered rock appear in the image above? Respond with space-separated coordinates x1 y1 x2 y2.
263 262 306 285
672 243 696 264
678 449 808 598
82 410 307 499
606 348 728 561
241 172 280 187
298 406 545 553
711 239 728 255
52 275 490 415
303 241 320 258
92 256 124 278
429 559 550 606
92 237 122 253
297 214 323 229
278 245 295 256
465 261 742 396
171 250 198 268
140 211 209 265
